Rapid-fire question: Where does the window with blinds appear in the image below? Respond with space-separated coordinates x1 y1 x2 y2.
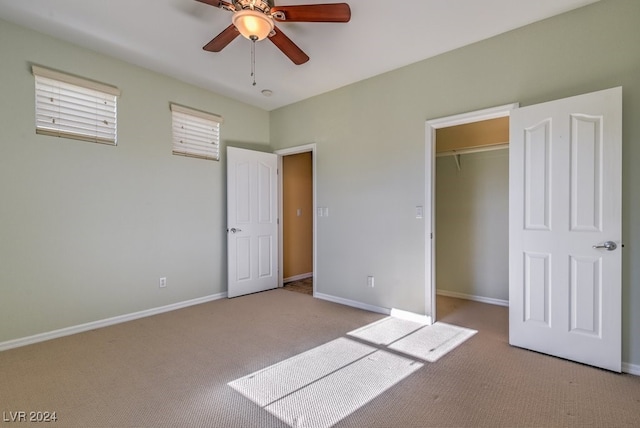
170 103 223 161
32 65 120 145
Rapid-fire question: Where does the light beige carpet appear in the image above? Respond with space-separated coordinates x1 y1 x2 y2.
229 337 424 428
1 290 639 427
229 315 475 427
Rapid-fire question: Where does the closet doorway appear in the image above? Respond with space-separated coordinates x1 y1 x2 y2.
435 117 510 306
425 104 517 321
276 144 317 296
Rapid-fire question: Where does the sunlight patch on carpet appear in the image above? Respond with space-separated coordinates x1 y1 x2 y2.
347 316 426 345
229 318 476 427
229 337 422 427
388 322 477 362
348 317 477 363
228 338 375 407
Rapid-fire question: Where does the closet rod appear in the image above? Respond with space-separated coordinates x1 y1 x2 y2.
435 143 509 158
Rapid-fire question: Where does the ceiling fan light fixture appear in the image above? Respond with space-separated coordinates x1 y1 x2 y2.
232 9 274 41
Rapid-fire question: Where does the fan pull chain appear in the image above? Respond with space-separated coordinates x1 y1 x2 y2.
250 36 257 86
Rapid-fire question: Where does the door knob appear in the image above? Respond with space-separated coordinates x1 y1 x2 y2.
592 241 617 251
228 227 242 234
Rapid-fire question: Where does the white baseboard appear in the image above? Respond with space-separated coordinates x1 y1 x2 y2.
622 362 640 376
0 292 227 352
4 290 637 376
437 289 509 307
314 292 390 316
283 272 313 283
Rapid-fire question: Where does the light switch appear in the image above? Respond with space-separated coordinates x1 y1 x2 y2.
416 206 423 219
297 208 301 217
317 207 324 217
323 207 329 217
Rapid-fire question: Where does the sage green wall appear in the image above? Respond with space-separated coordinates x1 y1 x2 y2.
0 19 270 342
436 150 509 302
270 0 640 367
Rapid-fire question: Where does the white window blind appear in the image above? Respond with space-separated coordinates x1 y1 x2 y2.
32 65 120 145
171 103 223 161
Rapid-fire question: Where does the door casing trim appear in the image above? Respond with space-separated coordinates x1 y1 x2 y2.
275 143 317 295
425 103 519 321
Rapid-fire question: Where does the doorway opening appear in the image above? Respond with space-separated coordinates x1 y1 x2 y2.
425 104 518 321
276 144 317 296
435 117 510 308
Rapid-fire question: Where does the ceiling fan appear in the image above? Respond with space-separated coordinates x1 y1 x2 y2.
196 0 351 65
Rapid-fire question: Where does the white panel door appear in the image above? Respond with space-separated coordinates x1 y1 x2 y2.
509 87 622 372
227 147 278 298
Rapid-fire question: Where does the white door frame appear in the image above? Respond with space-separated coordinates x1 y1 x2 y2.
425 103 519 321
275 144 317 295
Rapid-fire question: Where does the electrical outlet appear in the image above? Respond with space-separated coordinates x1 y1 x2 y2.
367 276 374 288
159 277 167 288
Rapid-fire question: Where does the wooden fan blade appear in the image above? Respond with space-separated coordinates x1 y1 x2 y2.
271 3 351 22
203 24 240 52
195 0 235 12
195 0 224 7
268 26 309 65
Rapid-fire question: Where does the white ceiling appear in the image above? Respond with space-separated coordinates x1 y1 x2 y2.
0 0 599 111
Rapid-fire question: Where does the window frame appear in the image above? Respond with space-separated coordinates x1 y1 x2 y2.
170 103 223 162
32 65 120 146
